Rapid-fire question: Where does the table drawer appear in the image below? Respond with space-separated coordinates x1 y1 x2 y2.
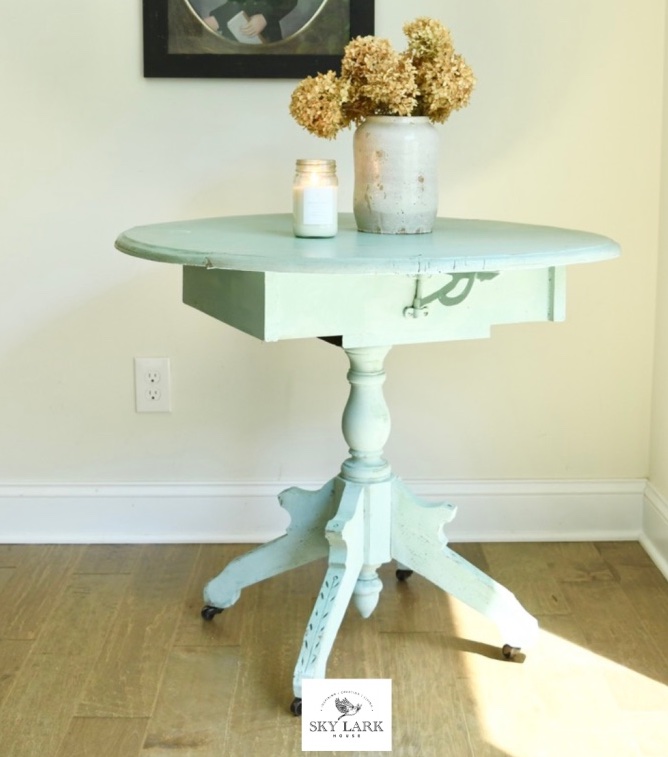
183 266 565 347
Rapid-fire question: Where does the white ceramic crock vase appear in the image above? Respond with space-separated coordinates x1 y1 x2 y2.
353 115 439 234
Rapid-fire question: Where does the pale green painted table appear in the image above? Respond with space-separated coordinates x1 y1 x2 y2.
116 212 619 714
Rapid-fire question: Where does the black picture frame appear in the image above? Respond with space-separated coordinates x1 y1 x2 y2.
143 0 375 79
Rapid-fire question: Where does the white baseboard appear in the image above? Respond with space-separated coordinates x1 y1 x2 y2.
0 478 646 545
641 483 668 581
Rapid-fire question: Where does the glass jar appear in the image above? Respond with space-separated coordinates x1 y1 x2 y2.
292 159 338 238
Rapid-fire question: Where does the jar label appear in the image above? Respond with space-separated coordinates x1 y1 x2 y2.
298 186 337 225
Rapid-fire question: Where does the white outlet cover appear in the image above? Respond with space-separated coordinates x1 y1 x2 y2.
135 357 171 412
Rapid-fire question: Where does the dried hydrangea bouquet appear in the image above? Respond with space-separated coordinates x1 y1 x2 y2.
290 18 475 234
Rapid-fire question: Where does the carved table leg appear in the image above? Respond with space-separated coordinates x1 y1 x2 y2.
292 478 365 700
390 479 538 649
202 479 338 612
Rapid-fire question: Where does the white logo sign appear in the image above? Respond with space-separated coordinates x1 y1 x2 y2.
301 678 392 752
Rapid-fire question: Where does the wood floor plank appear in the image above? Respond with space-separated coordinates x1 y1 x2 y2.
0 545 83 640
0 546 23 568
595 540 657 567
141 647 240 756
0 653 92 757
558 578 665 669
225 718 302 757
559 577 668 711
76 545 199 719
0 573 131 756
545 541 617 583
0 640 33 707
0 567 14 592
75 544 144 575
483 541 614 584
378 632 473 757
480 542 572 616
533 611 589 648
55 718 149 757
173 544 250 648
36 573 130 657
597 542 668 669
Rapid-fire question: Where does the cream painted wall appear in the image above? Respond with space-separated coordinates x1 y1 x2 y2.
650 2 668 496
0 1 663 486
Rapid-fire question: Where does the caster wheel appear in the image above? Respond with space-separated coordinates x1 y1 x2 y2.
502 644 521 660
290 697 302 717
201 605 223 621
396 569 414 582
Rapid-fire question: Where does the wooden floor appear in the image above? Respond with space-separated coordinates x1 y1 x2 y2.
0 541 667 756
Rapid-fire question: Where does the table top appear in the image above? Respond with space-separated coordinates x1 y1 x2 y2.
115 214 620 276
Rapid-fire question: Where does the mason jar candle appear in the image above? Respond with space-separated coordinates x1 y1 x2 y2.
292 159 338 238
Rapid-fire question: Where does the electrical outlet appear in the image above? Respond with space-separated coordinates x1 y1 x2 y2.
135 357 171 412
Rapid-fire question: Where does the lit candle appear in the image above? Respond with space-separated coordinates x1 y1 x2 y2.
292 159 338 238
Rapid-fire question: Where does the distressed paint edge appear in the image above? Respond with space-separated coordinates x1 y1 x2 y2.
0 478 646 545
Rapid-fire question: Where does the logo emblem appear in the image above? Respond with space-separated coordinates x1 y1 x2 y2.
301 679 392 752
335 696 363 720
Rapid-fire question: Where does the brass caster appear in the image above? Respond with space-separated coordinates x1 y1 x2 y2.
201 605 223 621
290 697 302 716
502 644 521 660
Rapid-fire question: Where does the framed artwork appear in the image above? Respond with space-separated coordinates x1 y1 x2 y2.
143 0 375 79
